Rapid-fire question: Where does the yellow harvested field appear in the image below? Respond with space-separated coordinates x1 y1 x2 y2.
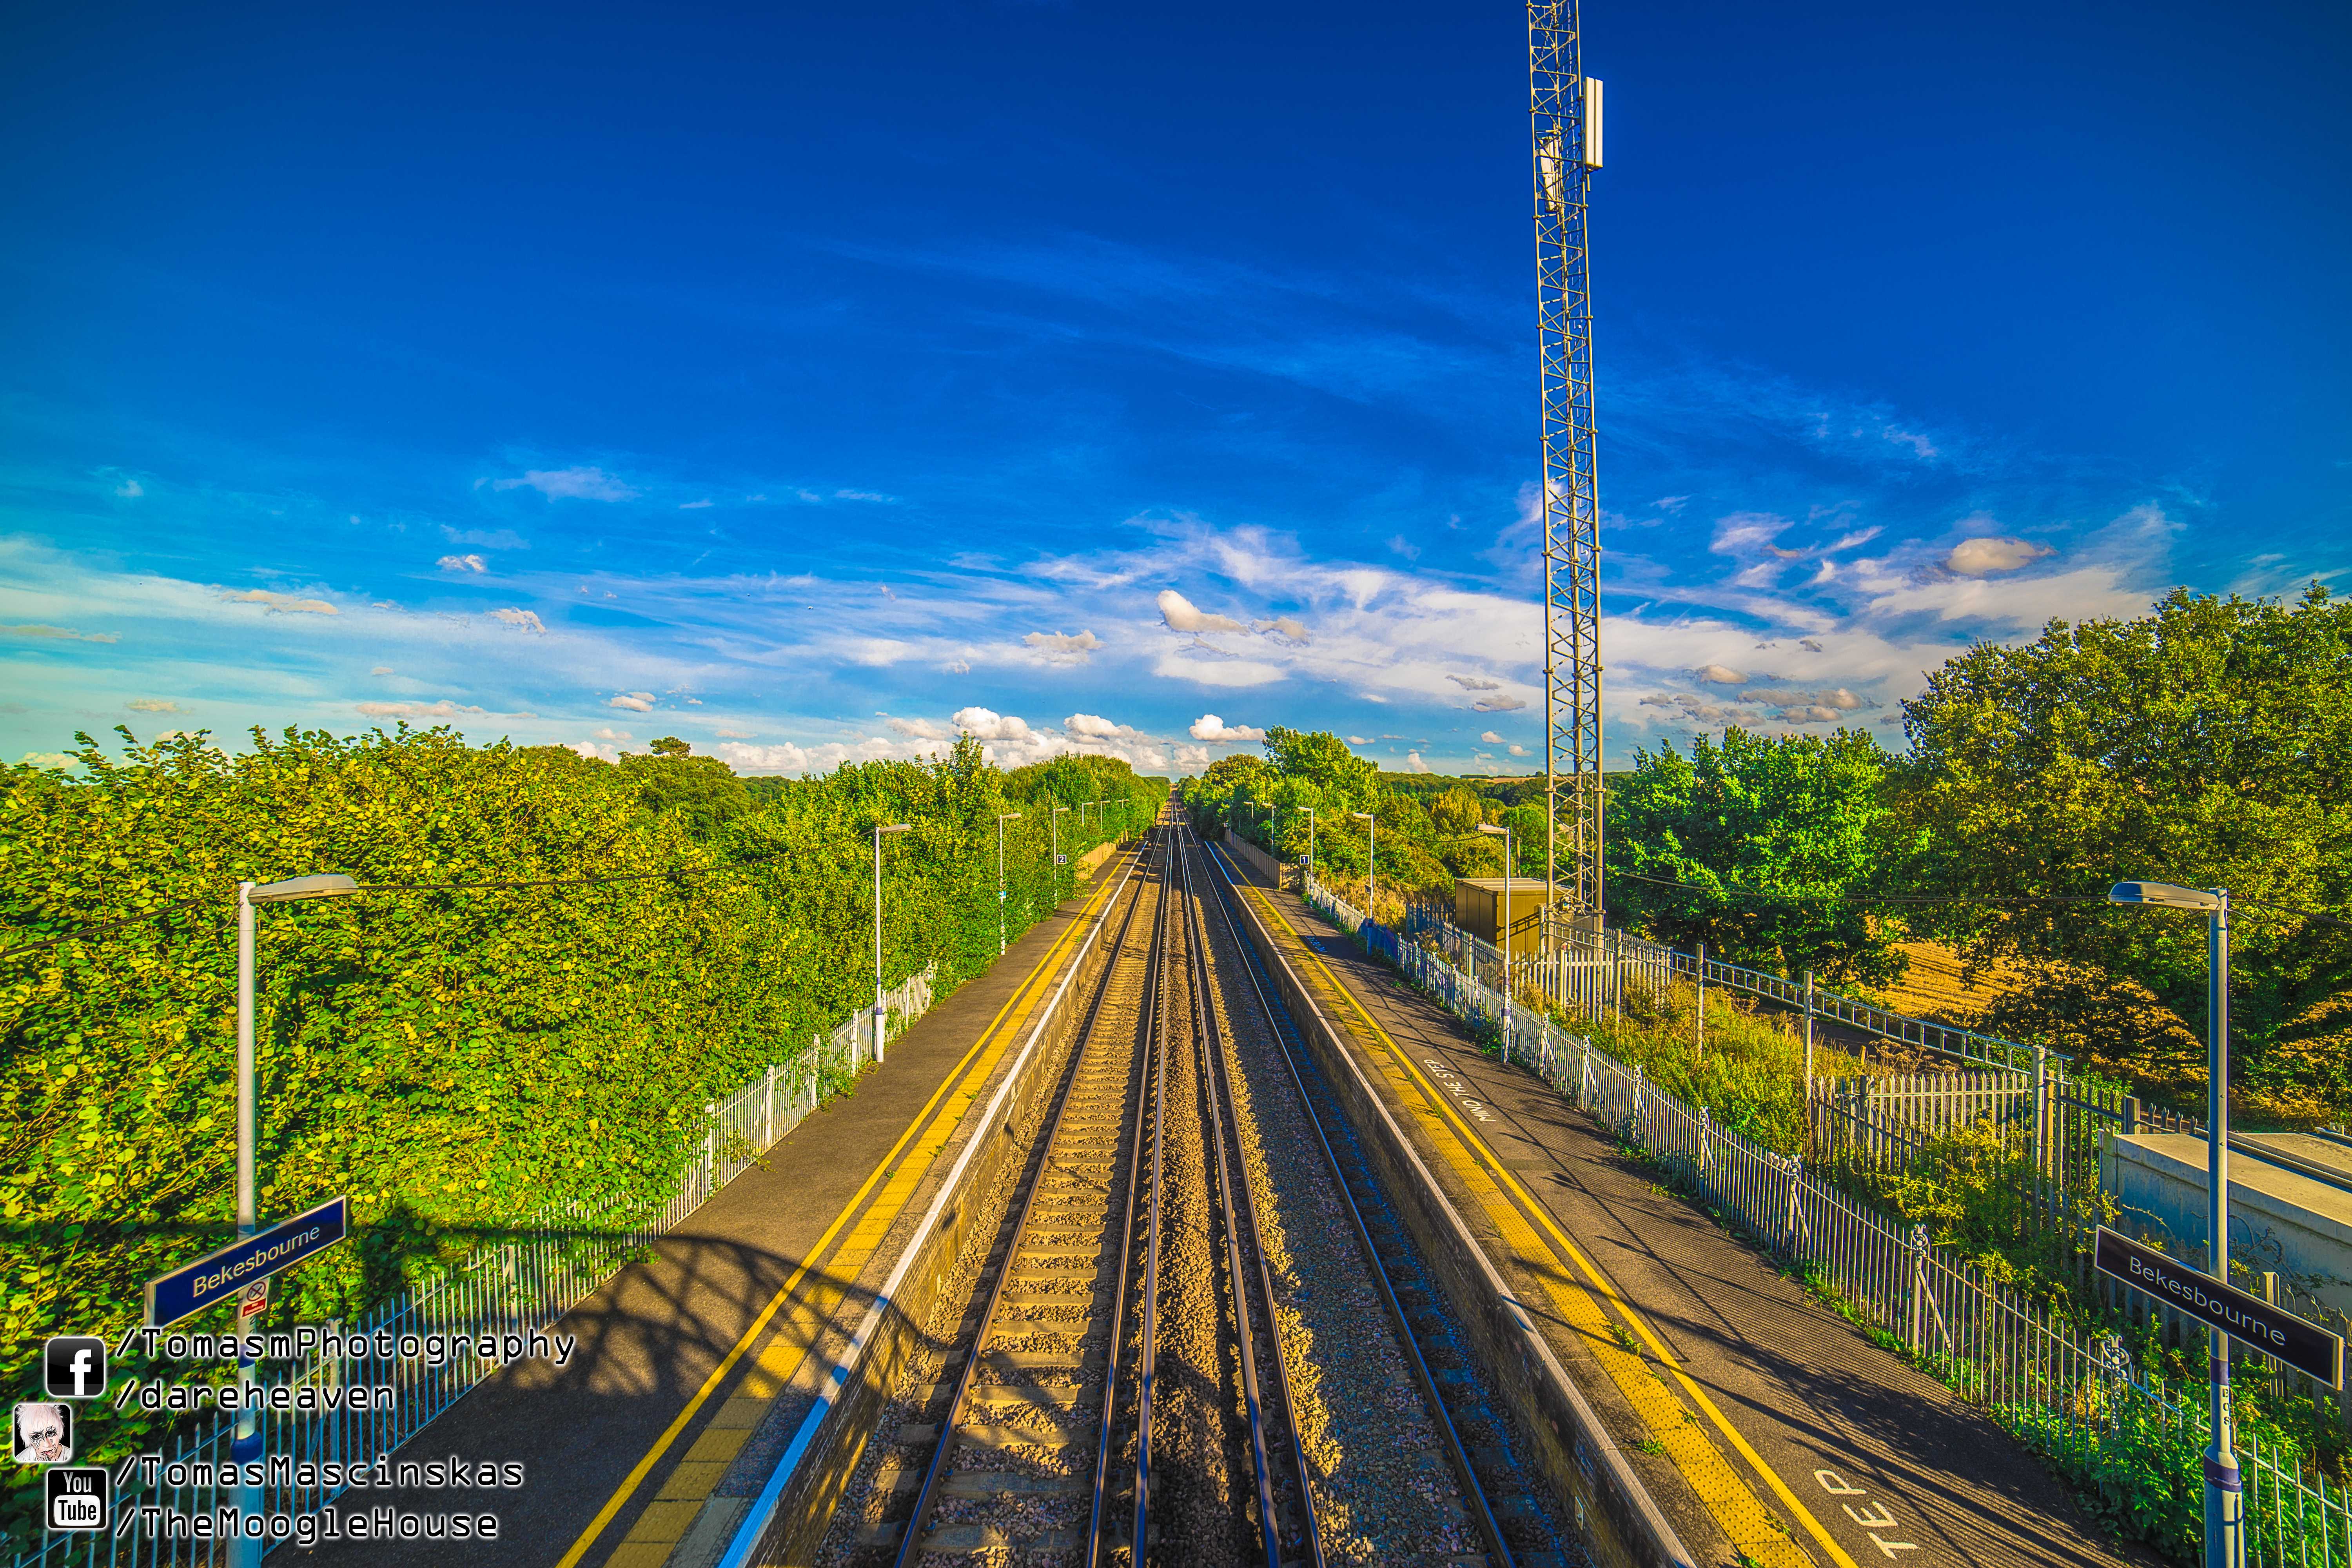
1881 940 2028 1025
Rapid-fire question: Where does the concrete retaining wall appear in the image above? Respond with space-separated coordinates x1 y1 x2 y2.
1220 828 1286 889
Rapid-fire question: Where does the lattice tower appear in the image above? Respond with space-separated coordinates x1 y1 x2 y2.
1531 2 1603 930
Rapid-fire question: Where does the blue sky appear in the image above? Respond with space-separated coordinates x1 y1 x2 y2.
4 0 2346 777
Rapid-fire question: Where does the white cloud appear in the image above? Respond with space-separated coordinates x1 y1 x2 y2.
1189 713 1264 742
488 608 546 633
1943 536 2055 577
1152 647 1285 687
1 622 118 643
126 699 183 713
1347 736 1370 746
1740 686 1866 710
1387 535 1421 561
1479 730 1504 744
609 692 655 712
834 489 896 503
369 665 395 675
1695 664 1748 685
942 657 972 674
1883 426 1938 459
1405 751 1431 773
593 726 633 742
1508 743 1530 757
1472 694 1527 712
1447 674 1502 691
17 751 78 770
952 706 1035 742
1173 744 1212 772
888 716 949 739
1024 629 1103 663
221 589 337 615
490 466 638 501
1639 692 1744 723
354 699 535 720
1157 589 1245 634
115 479 143 499
715 728 752 739
679 499 714 510
1065 713 1139 741
1252 616 1311 644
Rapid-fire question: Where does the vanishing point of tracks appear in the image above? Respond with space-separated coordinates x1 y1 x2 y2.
846 811 1564 1567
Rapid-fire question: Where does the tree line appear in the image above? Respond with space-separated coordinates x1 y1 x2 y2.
1187 586 2352 1127
0 724 1163 1450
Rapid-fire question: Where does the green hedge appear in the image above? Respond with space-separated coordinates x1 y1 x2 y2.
0 725 1160 1539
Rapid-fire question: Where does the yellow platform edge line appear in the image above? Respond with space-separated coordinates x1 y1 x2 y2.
554 849 1140 1568
1246 884 1859 1568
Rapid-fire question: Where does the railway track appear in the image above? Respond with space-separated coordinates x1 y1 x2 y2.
834 809 1561 1566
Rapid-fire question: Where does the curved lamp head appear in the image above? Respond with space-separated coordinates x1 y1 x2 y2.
2109 881 2220 912
250 874 361 904
1349 811 1374 822
1475 824 1508 838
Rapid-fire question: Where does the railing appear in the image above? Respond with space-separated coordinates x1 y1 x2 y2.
9 969 937 1566
1306 895 2347 1566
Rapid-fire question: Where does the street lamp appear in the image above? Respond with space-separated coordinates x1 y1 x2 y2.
1350 811 1376 916
1299 807 1315 888
234 873 361 1568
1477 823 1513 1004
2110 878 2238 1568
871 824 911 1064
995 812 1022 956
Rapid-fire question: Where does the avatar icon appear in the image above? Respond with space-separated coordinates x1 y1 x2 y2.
12 1402 71 1465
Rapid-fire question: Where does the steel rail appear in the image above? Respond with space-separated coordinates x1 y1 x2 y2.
1087 815 1173 1565
1178 828 1326 1568
1198 838 1518 1568
1127 816 1173 1566
889 837 1160 1568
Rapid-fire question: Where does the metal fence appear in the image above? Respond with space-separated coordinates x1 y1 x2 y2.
7 969 936 1566
1291 879 2351 1566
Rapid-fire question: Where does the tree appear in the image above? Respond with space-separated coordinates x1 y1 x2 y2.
1608 726 1904 985
1896 585 2352 1112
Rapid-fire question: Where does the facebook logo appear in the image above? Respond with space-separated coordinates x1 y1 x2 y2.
43 1338 106 1400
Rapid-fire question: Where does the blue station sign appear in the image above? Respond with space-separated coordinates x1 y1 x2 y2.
143 1196 348 1329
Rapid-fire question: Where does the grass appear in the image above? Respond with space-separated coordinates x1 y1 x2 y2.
1528 972 1873 1157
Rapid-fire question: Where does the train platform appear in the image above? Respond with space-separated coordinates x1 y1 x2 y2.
292 842 1146 1568
1220 868 2154 1568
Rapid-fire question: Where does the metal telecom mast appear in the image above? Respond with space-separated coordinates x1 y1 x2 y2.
1531 4 1603 931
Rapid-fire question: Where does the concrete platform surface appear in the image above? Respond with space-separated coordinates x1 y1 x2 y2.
1237 875 2155 1568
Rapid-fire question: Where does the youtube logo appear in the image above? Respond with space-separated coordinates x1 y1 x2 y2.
43 1338 106 1400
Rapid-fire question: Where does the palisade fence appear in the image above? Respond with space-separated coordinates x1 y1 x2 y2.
1296 874 2351 1566
9 969 937 1567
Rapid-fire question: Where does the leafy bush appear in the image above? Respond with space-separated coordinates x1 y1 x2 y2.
0 724 1160 1539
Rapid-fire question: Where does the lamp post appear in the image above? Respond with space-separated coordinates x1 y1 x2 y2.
1350 811 1376 916
1299 808 1315 888
234 873 362 1568
2110 879 2239 1568
871 824 911 1064
995 811 1022 955
1477 823 1513 1004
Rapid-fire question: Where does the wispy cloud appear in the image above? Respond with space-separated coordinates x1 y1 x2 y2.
2 622 118 643
488 466 638 501
221 589 337 615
